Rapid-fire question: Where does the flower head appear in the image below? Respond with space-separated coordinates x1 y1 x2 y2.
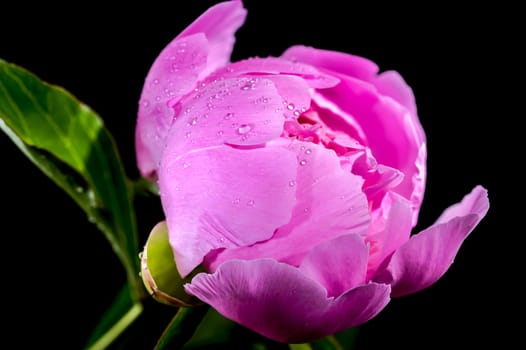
136 1 489 343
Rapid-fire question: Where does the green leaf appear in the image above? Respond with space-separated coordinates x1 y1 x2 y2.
84 285 143 350
0 59 142 297
154 306 210 350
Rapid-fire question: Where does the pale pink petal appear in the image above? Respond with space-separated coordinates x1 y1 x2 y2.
136 33 208 177
166 76 286 156
206 141 370 271
159 144 297 277
373 186 490 296
282 45 379 82
178 0 247 80
185 259 391 343
212 56 340 89
300 234 369 297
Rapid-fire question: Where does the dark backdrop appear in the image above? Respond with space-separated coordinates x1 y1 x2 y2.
0 1 514 349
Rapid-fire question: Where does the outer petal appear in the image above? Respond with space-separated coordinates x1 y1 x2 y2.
185 259 391 343
374 186 489 297
300 234 369 297
159 144 297 277
206 140 370 271
178 0 247 79
136 33 208 177
135 1 247 177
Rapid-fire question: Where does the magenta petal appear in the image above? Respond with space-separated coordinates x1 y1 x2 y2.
300 234 369 297
185 259 391 343
178 0 247 79
373 70 418 117
374 186 489 297
159 145 298 277
316 76 427 226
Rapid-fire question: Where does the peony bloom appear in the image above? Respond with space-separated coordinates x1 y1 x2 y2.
136 0 489 343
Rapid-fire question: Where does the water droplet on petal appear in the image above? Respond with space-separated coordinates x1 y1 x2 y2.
237 124 253 135
185 131 192 138
305 149 312 155
299 159 307 166
287 103 295 111
247 200 255 207
224 112 234 120
289 180 296 187
233 198 241 205
217 130 224 136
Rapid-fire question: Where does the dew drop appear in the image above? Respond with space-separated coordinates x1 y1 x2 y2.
289 180 296 187
142 100 150 108
217 130 224 136
233 198 241 205
247 200 255 207
299 159 307 166
287 103 295 111
152 79 159 85
305 149 312 155
185 131 192 138
224 112 234 120
237 124 253 135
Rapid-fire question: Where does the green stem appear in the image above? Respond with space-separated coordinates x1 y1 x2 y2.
154 305 210 350
86 303 143 350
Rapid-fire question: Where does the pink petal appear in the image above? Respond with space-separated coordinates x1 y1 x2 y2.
159 144 298 277
315 76 427 226
435 185 490 225
166 76 286 156
136 33 208 177
374 186 489 297
300 234 369 297
178 0 247 80
212 56 340 89
282 45 426 226
365 192 413 279
282 45 379 82
135 1 247 177
206 140 370 271
185 259 391 343
373 70 418 117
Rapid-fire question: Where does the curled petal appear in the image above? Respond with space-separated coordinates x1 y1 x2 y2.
135 1 247 177
374 186 489 296
282 45 379 82
185 259 391 343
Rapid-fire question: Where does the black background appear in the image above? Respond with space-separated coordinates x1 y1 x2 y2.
0 1 516 349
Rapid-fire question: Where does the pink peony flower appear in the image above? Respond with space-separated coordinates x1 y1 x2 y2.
135 0 489 343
